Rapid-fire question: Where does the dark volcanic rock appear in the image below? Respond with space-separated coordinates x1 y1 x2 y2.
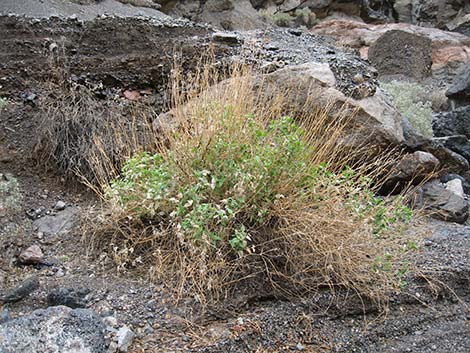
368 29 432 80
433 135 470 164
446 66 470 105
433 105 470 138
47 287 91 309
0 306 106 353
1 276 39 304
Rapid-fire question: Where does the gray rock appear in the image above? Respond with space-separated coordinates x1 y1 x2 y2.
32 207 78 236
417 139 470 175
18 245 44 265
212 31 241 45
383 150 440 193
446 178 464 198
441 173 470 195
432 135 470 164
54 200 66 211
47 287 91 309
116 325 135 352
415 179 469 224
368 30 432 80
0 309 11 324
0 306 106 353
1 275 39 304
446 66 470 106
261 62 403 148
394 151 440 180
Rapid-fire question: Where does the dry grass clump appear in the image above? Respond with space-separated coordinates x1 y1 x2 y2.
81 63 419 306
34 82 159 186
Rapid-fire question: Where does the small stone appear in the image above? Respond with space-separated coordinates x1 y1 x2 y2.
103 316 118 328
116 325 135 352
107 341 118 353
446 179 464 198
18 245 44 265
352 73 365 83
296 342 305 351
212 32 241 45
0 309 11 324
54 200 66 211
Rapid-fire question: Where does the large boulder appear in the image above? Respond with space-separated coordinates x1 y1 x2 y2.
311 19 470 82
261 62 404 147
0 306 107 353
368 30 433 79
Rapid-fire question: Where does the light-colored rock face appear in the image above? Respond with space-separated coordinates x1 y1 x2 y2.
311 19 470 77
446 178 464 197
0 306 107 353
262 62 404 147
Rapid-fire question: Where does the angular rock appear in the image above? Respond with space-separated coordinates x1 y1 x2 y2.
311 19 470 81
116 325 135 352
394 151 440 180
54 200 67 211
415 179 469 224
441 173 470 195
446 66 470 106
446 178 464 198
261 62 404 147
368 30 432 80
0 306 106 353
433 105 470 139
432 135 470 164
417 139 470 175
47 287 91 309
1 276 39 304
382 151 439 193
18 245 44 265
32 207 78 236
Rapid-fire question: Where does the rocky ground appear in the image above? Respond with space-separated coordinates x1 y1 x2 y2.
1 1 470 352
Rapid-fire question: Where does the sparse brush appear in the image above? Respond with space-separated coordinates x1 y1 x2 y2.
84 63 419 306
34 83 160 187
382 81 434 138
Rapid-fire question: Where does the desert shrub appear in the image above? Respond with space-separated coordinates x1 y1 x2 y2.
294 7 317 28
272 12 294 27
382 81 434 138
87 65 418 305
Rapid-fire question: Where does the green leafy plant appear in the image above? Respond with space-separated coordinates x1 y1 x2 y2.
87 64 419 305
382 81 434 138
272 12 294 27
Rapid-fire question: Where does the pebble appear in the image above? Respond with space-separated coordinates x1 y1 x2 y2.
54 200 66 211
116 325 135 352
104 316 118 328
18 245 44 265
0 309 11 323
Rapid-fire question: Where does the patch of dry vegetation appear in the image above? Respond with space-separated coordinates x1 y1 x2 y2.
36 62 419 306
